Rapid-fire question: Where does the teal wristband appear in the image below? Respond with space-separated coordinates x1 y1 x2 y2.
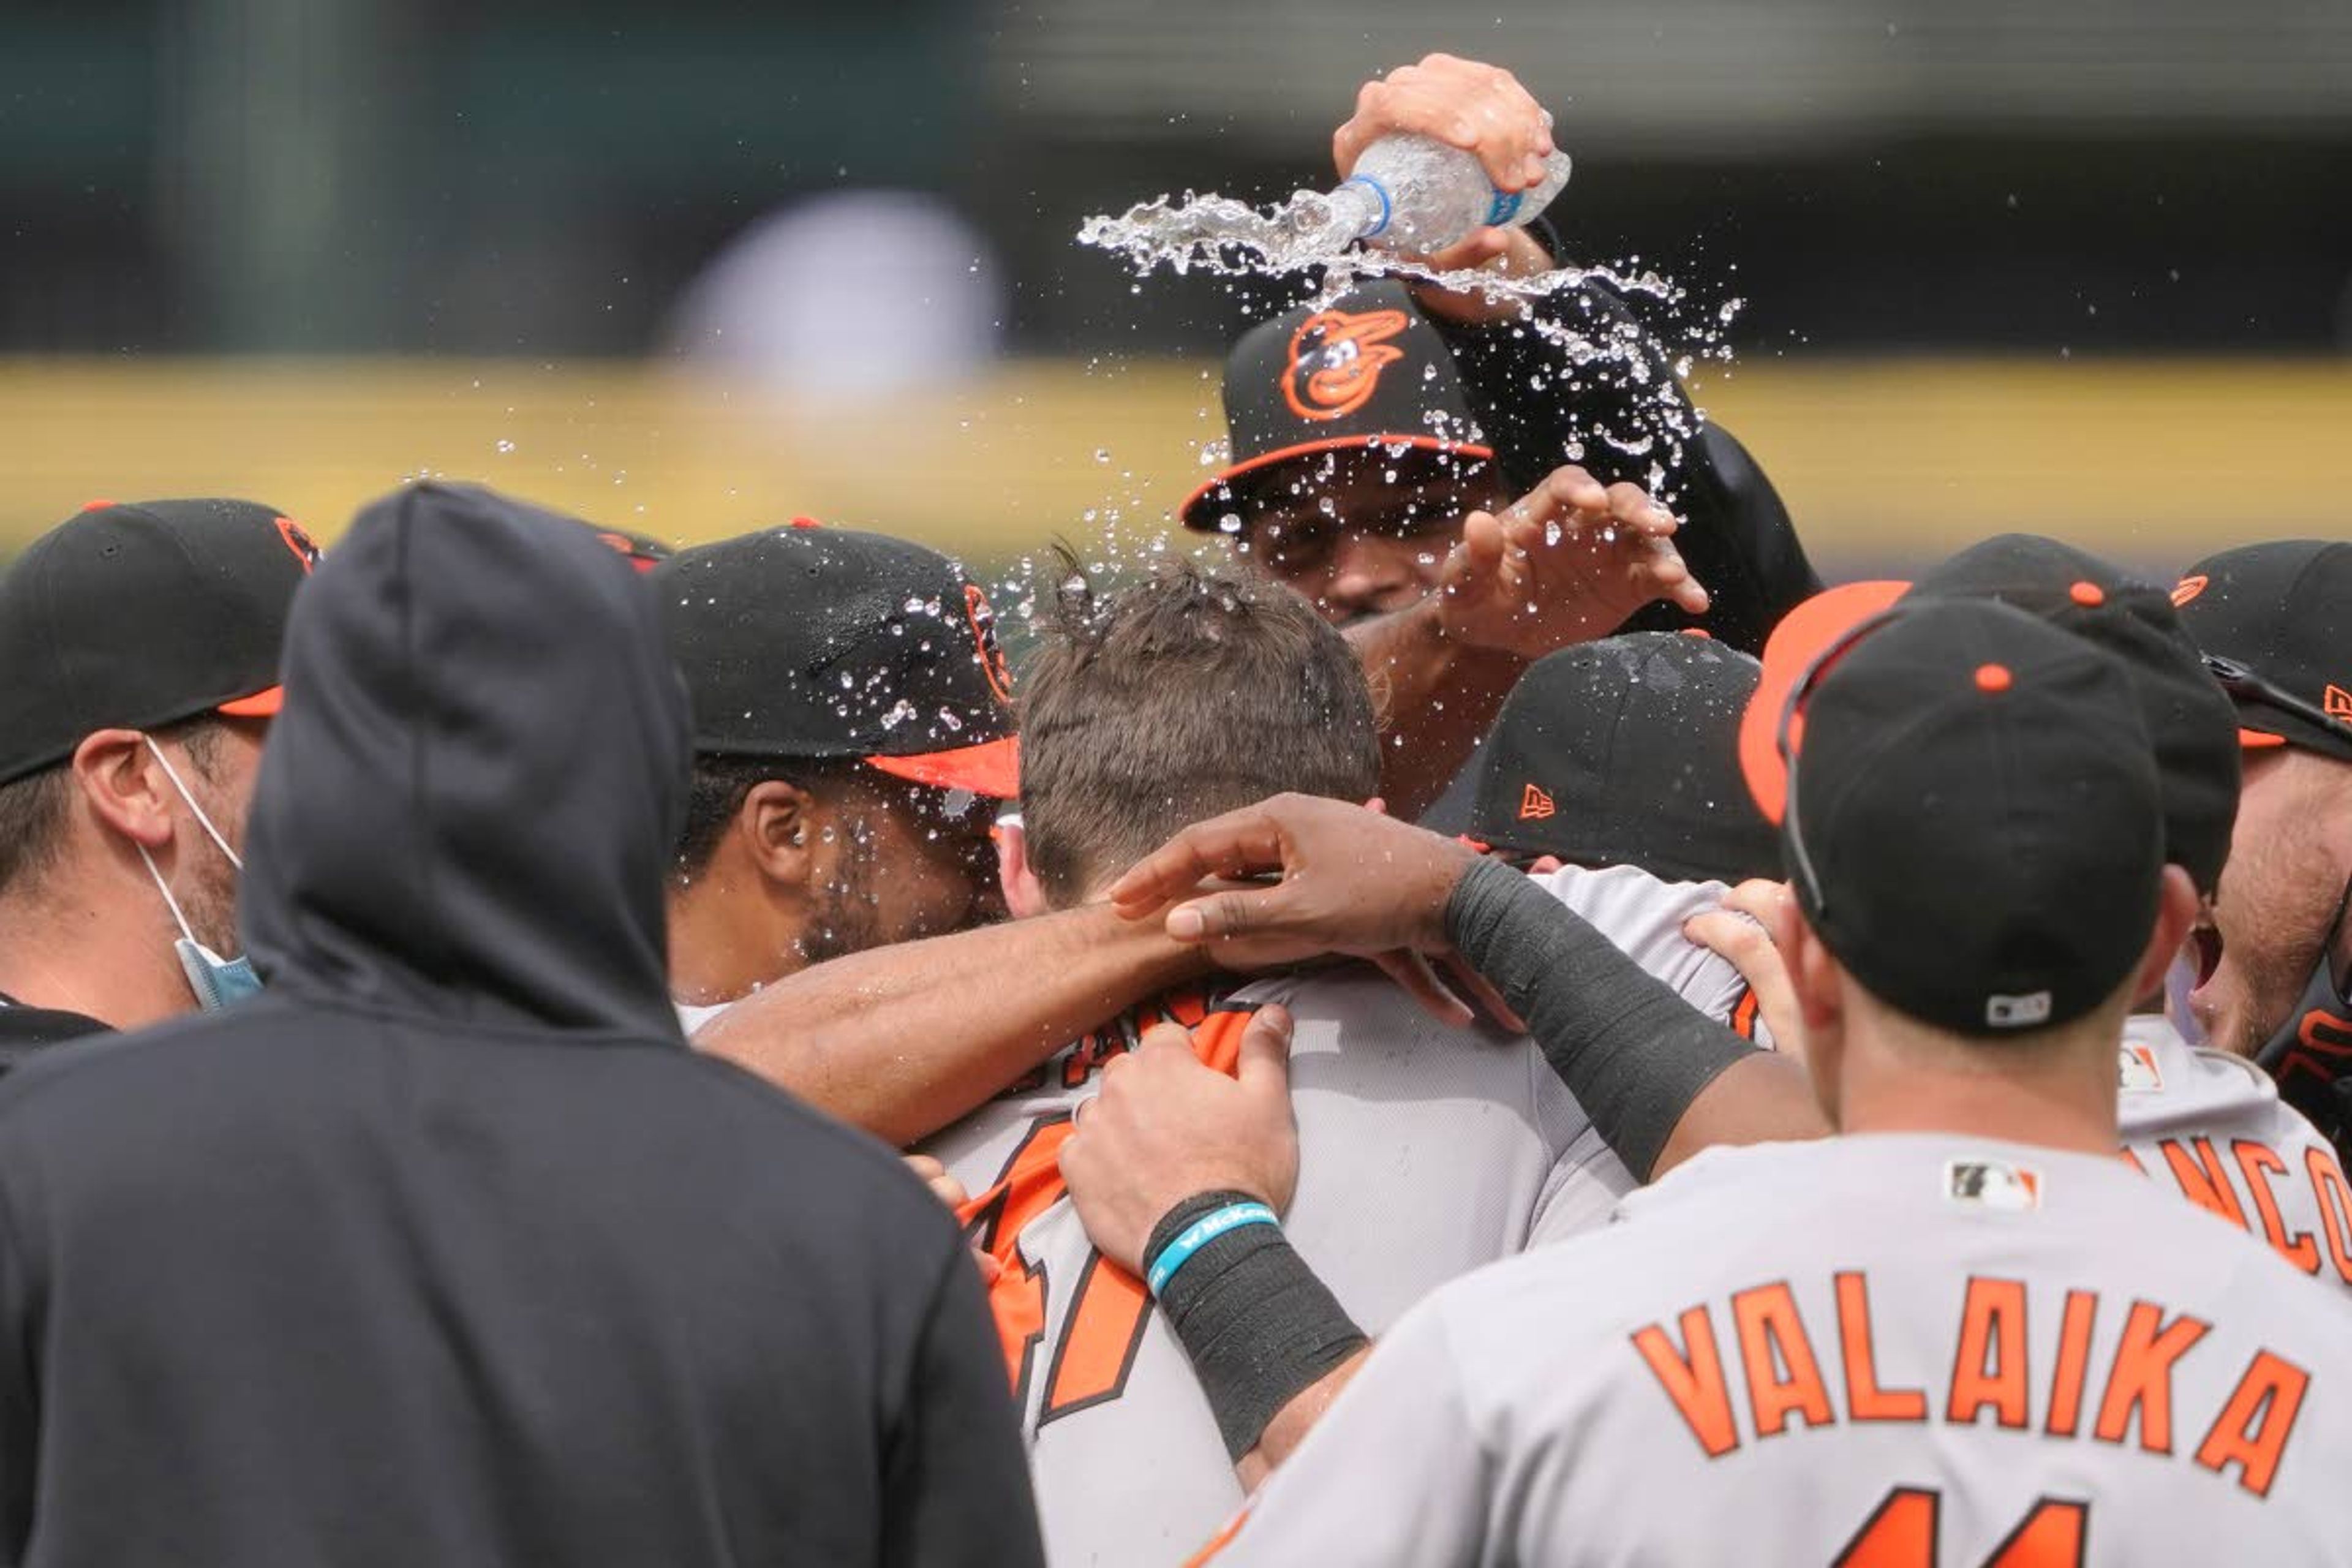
1145 1200 1279 1297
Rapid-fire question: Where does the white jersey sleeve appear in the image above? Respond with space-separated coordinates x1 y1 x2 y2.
1208 1134 2352 1566
1532 862 1762 1039
2117 1012 2352 1300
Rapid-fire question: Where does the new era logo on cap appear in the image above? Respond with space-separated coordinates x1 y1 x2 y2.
2327 685 2352 722
1518 783 1555 821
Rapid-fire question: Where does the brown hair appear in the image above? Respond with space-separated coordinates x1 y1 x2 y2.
1018 551 1380 905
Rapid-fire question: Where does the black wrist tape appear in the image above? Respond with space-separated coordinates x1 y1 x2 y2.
1145 1191 1366 1461
1446 856 1761 1179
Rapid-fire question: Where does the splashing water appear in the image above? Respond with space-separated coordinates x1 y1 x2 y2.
1077 184 1744 506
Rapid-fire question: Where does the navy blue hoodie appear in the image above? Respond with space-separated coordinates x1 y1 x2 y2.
0 483 1041 1567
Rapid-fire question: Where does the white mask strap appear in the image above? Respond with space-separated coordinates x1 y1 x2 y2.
142 736 244 872
135 843 201 946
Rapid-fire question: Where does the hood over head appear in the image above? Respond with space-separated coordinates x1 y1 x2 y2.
241 482 689 1038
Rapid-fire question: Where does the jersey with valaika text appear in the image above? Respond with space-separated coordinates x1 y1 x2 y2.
1208 1134 2352 1566
919 968 1631 1568
2117 1012 2352 1300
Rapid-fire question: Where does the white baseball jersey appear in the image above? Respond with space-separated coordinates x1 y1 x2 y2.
2117 1012 2352 1300
1207 1134 2352 1566
921 971 1632 1567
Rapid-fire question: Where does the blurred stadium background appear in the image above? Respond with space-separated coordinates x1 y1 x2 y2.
4 0 2348 581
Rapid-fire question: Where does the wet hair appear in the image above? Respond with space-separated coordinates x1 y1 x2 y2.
1018 549 1381 905
0 717 227 900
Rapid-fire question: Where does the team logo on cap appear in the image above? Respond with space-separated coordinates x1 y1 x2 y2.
965 584 1014 704
1281 307 1409 422
275 516 322 574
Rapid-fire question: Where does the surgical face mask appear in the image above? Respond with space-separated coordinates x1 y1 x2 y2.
135 736 263 1011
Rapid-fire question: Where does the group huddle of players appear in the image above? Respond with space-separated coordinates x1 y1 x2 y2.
0 48 2347 1568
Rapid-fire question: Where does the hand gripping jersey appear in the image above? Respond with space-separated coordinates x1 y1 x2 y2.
921 971 1633 1567
1204 1135 2352 1566
918 862 1754 1566
2118 1013 2352 1299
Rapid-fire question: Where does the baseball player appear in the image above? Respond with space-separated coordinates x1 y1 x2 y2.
1709 544 2352 1295
2171 540 2352 1156
1144 601 2352 1564
919 562 1814 1566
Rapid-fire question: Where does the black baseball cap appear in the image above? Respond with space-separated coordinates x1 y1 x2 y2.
652 521 1018 797
1464 631 1779 884
1906 534 2240 896
1178 279 1494 533
1779 599 2165 1036
0 498 319 787
2172 541 2352 764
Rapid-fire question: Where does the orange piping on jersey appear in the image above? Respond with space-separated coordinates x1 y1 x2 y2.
1834 1272 1925 1422
1730 987 1762 1042
2093 1300 2212 1453
1947 1276 2031 1430
1182 1507 1251 1566
2232 1140 2320 1275
1630 1306 1740 1458
2045 1289 2100 1439
2193 1349 2312 1498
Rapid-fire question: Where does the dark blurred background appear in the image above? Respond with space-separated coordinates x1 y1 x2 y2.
2 0 2347 570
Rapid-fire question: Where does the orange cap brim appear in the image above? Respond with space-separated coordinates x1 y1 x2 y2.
1178 435 1496 531
1738 581 1913 825
217 685 284 718
865 735 1020 799
2239 729 2290 749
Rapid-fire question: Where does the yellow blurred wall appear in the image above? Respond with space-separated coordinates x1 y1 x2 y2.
1 358 2342 569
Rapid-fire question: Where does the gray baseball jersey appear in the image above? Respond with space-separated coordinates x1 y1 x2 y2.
2118 1012 2352 1299
1207 1134 2352 1566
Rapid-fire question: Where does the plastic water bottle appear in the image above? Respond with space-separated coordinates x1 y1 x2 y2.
1297 134 1572 255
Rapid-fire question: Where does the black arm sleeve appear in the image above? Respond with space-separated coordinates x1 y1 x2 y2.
1445 857 1763 1179
880 1242 1047 1568
1425 264 1821 655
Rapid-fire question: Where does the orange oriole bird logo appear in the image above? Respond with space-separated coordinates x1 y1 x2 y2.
1283 307 1409 421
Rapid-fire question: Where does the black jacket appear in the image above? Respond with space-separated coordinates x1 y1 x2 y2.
0 484 1041 1568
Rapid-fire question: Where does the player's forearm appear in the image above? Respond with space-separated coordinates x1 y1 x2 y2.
1235 1348 1370 1491
696 905 1212 1147
1446 858 1765 1180
1649 1052 1828 1177
1348 600 1525 818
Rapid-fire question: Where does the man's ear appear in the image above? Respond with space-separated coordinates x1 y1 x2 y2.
1784 908 1844 1033
69 729 174 850
2134 865 2200 1003
996 818 1052 920
739 780 820 890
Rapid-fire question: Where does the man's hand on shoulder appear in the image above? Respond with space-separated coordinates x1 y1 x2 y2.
1058 1009 1299 1275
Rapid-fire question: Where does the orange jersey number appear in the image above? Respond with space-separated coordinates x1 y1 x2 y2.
1836 1488 2087 1567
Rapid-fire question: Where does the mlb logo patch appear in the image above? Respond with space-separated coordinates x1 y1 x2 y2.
1946 1159 2042 1212
2117 1042 2165 1093
1985 990 2052 1029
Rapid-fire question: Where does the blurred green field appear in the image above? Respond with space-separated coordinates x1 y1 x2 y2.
2 358 2343 579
